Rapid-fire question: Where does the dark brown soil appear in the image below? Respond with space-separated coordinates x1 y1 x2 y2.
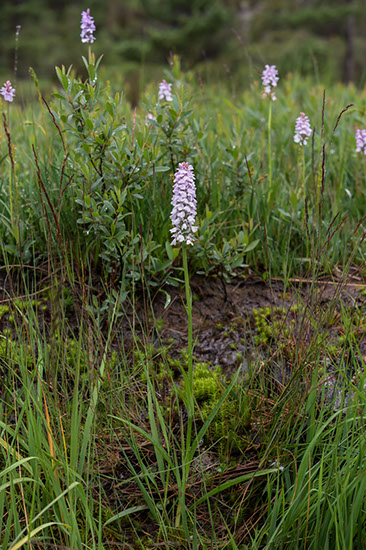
1 267 366 374
119 272 366 375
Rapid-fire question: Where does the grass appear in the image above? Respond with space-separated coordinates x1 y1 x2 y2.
0 51 366 548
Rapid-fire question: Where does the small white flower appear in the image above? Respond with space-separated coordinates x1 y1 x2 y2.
159 80 173 102
355 129 366 154
262 65 279 101
145 113 156 126
0 80 15 102
80 9 96 44
294 112 312 146
270 460 284 472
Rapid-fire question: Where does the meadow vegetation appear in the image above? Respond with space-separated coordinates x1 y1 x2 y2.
1 43 366 549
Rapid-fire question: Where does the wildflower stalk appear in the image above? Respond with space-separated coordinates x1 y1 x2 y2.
267 100 272 200
3 113 18 242
182 244 193 432
80 8 96 68
5 108 17 244
296 145 306 199
294 112 312 198
170 161 197 534
302 146 306 196
175 243 194 534
261 65 278 205
9 164 15 239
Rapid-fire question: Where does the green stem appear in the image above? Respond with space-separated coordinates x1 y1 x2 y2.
302 146 306 196
6 107 18 242
177 245 194 534
182 245 193 430
267 100 272 198
8 154 14 231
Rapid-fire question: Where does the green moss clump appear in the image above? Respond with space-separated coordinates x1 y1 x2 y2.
12 299 41 311
0 305 9 321
252 305 298 351
188 362 251 455
0 335 34 369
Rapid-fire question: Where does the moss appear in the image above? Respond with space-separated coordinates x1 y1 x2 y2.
0 335 34 369
12 299 41 310
252 304 299 352
253 301 366 365
183 362 251 455
2 297 48 327
0 305 9 321
155 318 165 333
132 343 252 455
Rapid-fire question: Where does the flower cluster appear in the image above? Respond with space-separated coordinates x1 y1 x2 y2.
262 65 279 100
294 112 312 146
0 80 15 102
170 162 198 246
80 8 96 44
145 113 156 125
355 129 366 155
158 80 173 102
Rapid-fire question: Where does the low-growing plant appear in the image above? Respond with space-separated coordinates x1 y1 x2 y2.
185 361 252 456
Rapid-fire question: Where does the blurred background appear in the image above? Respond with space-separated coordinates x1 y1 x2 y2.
1 0 366 103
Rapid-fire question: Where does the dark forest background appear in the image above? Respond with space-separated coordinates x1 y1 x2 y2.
1 0 366 101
